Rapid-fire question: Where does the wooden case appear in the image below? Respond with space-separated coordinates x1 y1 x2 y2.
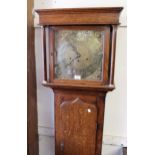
36 7 123 155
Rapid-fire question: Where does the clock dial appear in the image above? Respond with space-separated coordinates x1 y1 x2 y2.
54 30 104 81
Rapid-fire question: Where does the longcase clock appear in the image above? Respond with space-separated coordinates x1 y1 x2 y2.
36 7 123 155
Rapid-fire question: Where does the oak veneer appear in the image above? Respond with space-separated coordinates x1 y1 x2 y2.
36 7 123 155
28 0 39 154
36 7 123 25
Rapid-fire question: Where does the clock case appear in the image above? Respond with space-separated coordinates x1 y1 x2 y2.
36 7 123 155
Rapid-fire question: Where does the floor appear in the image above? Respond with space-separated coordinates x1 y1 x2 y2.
39 135 124 155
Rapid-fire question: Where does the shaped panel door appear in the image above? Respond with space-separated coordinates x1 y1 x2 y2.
55 93 98 155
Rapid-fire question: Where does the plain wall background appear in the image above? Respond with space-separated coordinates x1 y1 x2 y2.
34 0 127 151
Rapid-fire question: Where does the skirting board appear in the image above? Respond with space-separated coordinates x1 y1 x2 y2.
38 126 127 147
38 135 124 155
103 135 127 147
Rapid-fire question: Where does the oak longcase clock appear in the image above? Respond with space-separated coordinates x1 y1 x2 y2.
36 7 123 155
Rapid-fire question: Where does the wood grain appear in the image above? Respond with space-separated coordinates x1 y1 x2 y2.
95 95 106 155
27 0 39 154
36 7 123 155
35 7 123 25
109 25 117 85
43 26 47 81
54 90 105 155
60 98 97 155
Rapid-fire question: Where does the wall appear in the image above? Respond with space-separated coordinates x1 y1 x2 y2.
34 1 127 155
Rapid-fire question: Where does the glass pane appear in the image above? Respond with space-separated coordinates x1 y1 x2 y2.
54 30 104 80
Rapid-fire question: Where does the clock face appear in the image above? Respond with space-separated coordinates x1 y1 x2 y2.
54 30 104 81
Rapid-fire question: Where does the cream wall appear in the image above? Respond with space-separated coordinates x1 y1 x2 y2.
34 0 127 154
104 27 127 137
